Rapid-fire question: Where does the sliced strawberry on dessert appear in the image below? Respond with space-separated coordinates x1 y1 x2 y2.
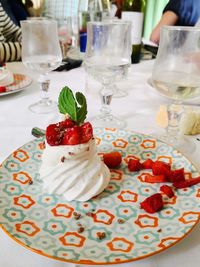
140 193 163 213
0 86 6 93
142 159 154 169
160 185 174 198
173 176 200 189
103 151 122 168
58 118 75 129
128 158 143 172
152 160 171 178
46 123 64 146
80 122 93 143
62 125 81 145
168 168 185 183
144 173 167 183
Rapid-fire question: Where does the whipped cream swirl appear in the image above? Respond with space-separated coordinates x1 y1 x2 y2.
40 139 110 201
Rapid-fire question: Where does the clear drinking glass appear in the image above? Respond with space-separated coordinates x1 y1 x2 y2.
84 20 131 128
21 19 62 114
152 25 200 151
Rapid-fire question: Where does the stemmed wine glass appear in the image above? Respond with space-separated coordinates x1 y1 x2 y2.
21 19 62 114
152 25 200 152
84 20 131 128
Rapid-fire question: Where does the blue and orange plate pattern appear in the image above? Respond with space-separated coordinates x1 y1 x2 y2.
0 128 200 265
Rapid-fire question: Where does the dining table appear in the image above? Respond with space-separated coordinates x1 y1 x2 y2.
0 59 200 267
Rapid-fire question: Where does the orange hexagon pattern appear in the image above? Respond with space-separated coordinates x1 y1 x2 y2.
13 194 35 209
93 209 115 225
140 139 156 149
59 232 86 247
13 149 29 162
158 237 179 249
107 237 134 252
15 221 40 236
179 212 200 224
111 170 123 181
13 171 32 184
117 190 138 203
135 214 159 228
113 139 128 149
51 204 74 218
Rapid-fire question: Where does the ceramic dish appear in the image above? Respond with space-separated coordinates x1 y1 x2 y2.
0 74 32 96
0 128 200 265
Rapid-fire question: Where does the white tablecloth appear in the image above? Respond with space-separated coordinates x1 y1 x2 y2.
0 60 200 267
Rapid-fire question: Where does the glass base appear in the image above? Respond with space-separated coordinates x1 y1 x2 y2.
152 130 196 154
91 113 126 129
29 100 58 114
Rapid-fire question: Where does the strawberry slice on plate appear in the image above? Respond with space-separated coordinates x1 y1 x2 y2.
140 193 163 214
160 185 174 198
142 159 154 169
152 160 171 178
128 159 143 172
103 151 122 168
144 173 167 183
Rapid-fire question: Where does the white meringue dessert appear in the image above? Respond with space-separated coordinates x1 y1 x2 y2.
39 86 111 202
0 67 14 86
40 138 110 202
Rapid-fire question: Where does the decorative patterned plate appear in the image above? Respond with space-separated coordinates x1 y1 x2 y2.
0 74 32 96
0 128 200 265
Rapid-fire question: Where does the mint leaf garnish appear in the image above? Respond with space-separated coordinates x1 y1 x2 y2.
58 86 87 124
76 92 87 124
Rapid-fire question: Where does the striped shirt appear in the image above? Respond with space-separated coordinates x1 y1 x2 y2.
0 3 22 62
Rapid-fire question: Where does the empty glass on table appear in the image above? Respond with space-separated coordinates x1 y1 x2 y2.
21 19 62 114
84 20 131 128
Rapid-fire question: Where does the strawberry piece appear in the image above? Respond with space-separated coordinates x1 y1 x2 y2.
58 118 75 128
46 123 64 146
142 159 154 169
62 126 81 145
0 86 6 92
80 122 93 143
173 176 200 189
128 159 143 172
144 173 167 183
168 168 185 183
140 193 163 213
103 151 122 168
160 185 174 198
152 161 171 178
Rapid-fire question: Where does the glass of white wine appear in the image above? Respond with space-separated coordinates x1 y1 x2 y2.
21 19 62 114
152 25 200 150
84 20 131 128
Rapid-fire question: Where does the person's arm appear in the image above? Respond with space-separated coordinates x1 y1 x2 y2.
150 11 178 44
0 4 21 62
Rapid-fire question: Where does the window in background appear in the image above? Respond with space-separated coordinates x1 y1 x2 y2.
143 0 169 40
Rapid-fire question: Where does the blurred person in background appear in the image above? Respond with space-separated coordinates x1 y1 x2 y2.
42 0 79 18
150 0 200 44
0 2 21 62
0 0 34 26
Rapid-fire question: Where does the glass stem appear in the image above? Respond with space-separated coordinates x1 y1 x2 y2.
166 101 183 142
39 75 50 103
99 81 113 119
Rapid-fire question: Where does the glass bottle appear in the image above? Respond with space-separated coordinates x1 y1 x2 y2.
121 0 146 63
78 0 110 54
